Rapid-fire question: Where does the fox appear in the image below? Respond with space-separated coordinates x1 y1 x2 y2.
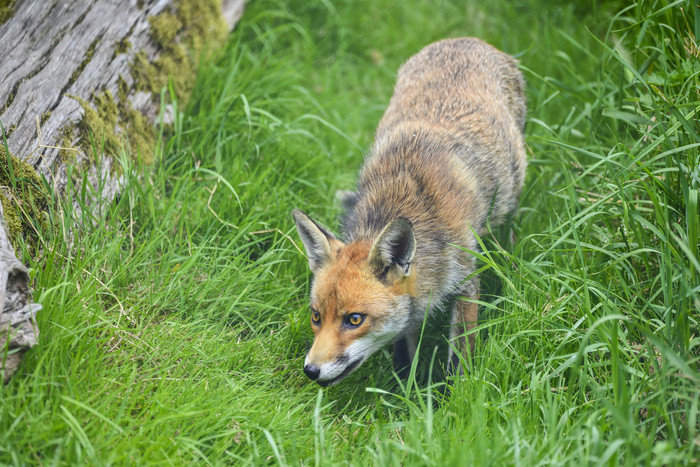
292 37 527 387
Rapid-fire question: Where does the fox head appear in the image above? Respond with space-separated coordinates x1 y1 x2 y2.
292 209 417 386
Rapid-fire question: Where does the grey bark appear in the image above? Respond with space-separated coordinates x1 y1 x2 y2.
0 201 42 384
0 0 245 382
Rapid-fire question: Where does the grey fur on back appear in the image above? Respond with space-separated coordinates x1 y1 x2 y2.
343 38 527 249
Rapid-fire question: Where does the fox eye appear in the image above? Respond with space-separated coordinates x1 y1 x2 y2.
345 313 365 328
311 310 321 325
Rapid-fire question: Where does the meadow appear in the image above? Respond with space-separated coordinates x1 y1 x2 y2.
1 0 698 464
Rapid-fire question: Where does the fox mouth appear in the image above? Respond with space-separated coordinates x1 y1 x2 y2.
316 358 362 387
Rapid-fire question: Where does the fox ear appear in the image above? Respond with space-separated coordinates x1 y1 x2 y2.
368 218 416 281
292 209 341 274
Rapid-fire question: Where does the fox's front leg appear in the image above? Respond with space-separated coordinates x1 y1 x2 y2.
393 331 418 379
447 276 479 376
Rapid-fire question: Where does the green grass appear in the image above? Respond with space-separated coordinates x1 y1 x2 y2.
2 0 699 464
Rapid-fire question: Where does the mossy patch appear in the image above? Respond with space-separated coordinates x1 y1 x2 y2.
69 86 156 165
113 38 132 58
0 0 15 26
0 145 49 252
57 124 78 165
0 191 21 243
73 91 119 156
132 0 228 103
40 111 52 127
64 0 228 167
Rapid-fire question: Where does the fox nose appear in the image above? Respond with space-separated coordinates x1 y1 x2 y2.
304 364 320 380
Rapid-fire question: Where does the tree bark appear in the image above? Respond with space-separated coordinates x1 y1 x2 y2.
0 201 41 384
0 0 245 382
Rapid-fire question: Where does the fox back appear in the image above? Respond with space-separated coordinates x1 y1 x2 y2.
294 38 526 386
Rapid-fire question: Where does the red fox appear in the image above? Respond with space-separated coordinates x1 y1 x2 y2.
293 38 527 386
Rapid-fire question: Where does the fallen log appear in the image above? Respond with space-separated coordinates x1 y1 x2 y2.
0 0 245 382
0 200 41 383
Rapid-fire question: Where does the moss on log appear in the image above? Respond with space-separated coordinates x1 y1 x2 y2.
0 0 245 382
